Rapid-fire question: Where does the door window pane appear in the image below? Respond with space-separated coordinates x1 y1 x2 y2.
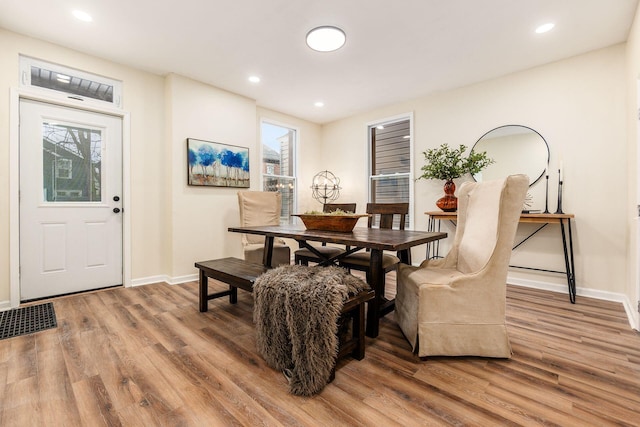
42 122 102 202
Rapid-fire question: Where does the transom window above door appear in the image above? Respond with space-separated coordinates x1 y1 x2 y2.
19 56 122 108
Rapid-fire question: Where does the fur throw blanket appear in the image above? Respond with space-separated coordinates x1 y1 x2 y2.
253 265 369 396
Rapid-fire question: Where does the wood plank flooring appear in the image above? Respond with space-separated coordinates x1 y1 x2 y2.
1 278 639 426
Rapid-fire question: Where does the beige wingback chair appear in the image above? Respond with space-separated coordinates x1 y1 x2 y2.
237 191 291 266
395 174 528 358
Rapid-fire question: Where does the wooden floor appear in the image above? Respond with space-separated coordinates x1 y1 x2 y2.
1 278 640 426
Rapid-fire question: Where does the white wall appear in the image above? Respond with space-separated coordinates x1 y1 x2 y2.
165 74 257 280
625 2 640 328
322 44 628 300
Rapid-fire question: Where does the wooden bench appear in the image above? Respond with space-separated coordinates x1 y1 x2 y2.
194 257 374 380
331 287 374 381
195 257 268 313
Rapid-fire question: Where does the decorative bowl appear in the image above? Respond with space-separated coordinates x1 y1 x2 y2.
292 214 369 232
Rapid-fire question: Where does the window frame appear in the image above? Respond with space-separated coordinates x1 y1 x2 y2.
259 118 298 224
367 113 414 229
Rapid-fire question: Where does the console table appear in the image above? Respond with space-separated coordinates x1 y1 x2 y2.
425 211 576 303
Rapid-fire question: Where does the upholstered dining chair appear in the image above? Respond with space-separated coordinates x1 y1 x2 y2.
294 203 357 265
338 202 409 291
237 191 291 266
394 174 528 358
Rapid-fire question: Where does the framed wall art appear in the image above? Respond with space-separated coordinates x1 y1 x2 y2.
187 138 250 188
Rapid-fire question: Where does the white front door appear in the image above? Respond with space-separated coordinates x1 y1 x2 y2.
19 99 123 300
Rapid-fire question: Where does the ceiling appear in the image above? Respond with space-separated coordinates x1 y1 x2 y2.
0 0 637 124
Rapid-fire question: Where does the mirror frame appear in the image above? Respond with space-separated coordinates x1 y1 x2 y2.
472 124 550 186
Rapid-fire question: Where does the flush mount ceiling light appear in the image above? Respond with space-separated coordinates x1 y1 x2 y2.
72 10 93 22
535 22 555 34
306 26 346 52
314 101 325 107
248 75 261 83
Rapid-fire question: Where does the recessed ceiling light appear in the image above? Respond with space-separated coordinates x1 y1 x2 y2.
306 26 346 52
72 10 93 22
376 125 384 130
314 101 325 107
248 76 260 83
535 22 555 34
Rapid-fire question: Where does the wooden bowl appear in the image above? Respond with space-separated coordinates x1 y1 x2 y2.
292 214 369 232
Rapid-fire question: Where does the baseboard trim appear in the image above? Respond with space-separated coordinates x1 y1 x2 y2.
507 275 636 329
167 274 198 285
130 275 169 287
130 273 198 287
0 274 198 309
0 300 12 311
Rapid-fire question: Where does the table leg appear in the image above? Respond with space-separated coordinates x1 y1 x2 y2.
262 236 275 268
426 217 435 259
426 218 446 259
366 249 384 338
560 219 577 303
199 269 208 313
567 219 576 299
398 248 411 265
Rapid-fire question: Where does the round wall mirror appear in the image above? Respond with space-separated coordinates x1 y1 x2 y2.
472 125 549 186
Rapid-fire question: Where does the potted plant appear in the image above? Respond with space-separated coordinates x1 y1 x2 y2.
418 143 494 211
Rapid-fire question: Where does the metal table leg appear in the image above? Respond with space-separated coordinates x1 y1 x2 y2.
560 218 577 303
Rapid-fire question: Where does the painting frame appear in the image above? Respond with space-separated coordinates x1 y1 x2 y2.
187 138 250 188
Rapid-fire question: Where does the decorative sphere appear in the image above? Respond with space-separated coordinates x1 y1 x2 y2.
311 170 341 204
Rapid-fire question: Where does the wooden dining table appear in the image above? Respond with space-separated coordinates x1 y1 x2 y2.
228 224 447 338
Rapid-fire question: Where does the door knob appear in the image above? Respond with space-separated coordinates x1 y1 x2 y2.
113 208 121 213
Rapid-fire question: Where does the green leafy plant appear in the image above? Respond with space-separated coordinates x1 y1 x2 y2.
418 143 494 181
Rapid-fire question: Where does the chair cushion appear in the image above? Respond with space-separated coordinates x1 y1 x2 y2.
339 252 400 270
294 246 346 259
400 265 465 288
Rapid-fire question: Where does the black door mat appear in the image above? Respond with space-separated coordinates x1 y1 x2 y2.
0 302 57 340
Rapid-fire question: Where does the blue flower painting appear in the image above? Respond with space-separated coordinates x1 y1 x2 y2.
187 138 250 187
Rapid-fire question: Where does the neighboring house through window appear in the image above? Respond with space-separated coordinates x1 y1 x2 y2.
42 121 102 202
